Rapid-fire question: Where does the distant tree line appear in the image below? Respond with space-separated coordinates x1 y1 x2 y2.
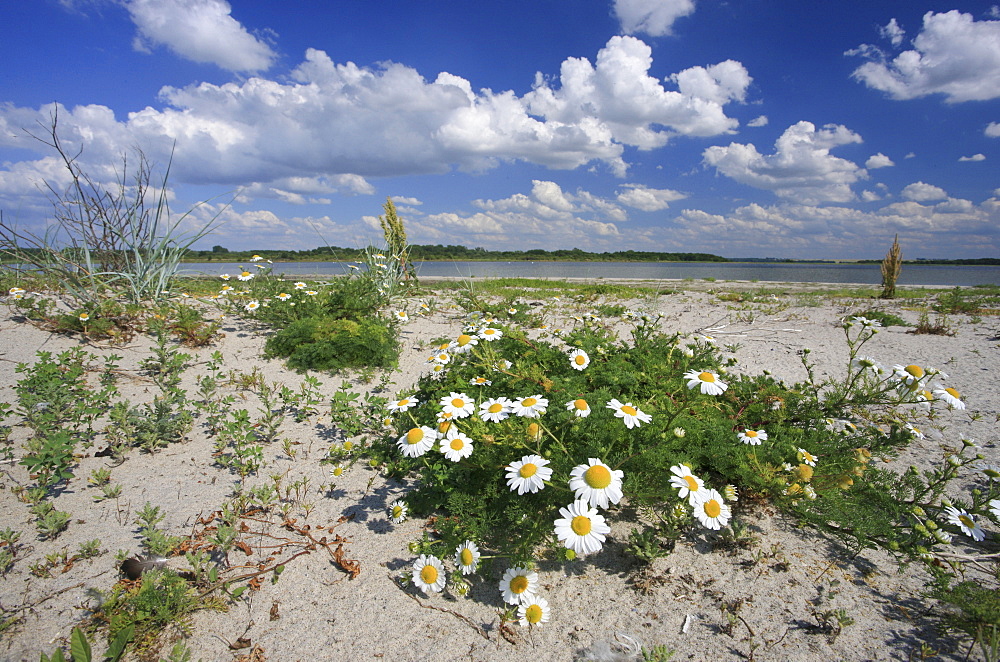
179 244 730 263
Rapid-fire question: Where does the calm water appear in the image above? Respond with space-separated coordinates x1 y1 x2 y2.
180 261 1000 287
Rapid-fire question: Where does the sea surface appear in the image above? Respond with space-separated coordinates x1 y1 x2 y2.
180 261 1000 287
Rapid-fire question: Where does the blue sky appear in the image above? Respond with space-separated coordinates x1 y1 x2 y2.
2 1 1000 259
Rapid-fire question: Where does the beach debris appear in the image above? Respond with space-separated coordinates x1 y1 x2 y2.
119 555 167 579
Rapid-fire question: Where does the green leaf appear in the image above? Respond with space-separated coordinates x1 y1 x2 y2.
105 624 133 662
69 627 91 662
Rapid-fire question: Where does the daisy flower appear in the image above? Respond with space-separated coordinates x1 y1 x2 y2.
220 273 230 280
566 399 591 418
500 567 538 605
440 392 475 419
933 386 965 409
684 370 728 396
78 312 90 322
294 281 306 289
989 499 1000 520
669 465 704 504
237 270 254 281
568 349 590 371
506 455 552 495
330 464 345 477
893 364 928 386
455 541 481 575
451 333 479 354
518 597 551 627
250 254 263 262
276 293 291 301
220 285 234 292
606 399 651 429
411 554 446 594
851 356 883 375
387 396 418 413
469 376 492 387
388 499 408 523
737 429 767 445
479 397 512 422
554 499 611 556
507 307 518 315
511 395 548 418
440 431 474 462
397 426 437 458
479 327 502 341
691 488 732 530
244 300 260 312
394 310 409 322
305 290 318 296
428 351 451 365
569 458 624 510
945 506 985 541
797 448 818 467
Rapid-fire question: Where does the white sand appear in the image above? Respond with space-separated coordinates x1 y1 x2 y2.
0 285 996 661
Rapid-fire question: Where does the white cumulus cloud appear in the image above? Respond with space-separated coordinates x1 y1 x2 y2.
850 10 1000 103
747 115 768 127
616 184 686 211
865 153 894 168
525 37 750 151
613 0 695 37
901 181 948 201
702 121 866 204
987 122 1000 137
880 18 905 47
959 153 986 162
126 0 276 72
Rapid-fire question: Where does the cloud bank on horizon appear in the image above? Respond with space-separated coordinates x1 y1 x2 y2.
1 0 999 259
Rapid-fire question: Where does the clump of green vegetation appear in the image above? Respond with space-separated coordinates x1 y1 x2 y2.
854 308 907 327
264 315 398 373
362 307 999 643
880 234 902 299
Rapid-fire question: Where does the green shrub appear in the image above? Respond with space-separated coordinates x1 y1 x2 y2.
264 316 398 372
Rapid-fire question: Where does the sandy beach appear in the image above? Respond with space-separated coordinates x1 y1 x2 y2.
1 282 997 661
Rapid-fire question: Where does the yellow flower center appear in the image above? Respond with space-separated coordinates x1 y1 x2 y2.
527 422 541 439
960 515 975 528
343 441 353 451
488 403 503 413
746 430 758 438
905 364 924 378
398 399 409 407
459 548 474 566
522 397 537 407
333 467 344 476
524 604 543 624
574 399 588 411
571 515 592 536
683 476 699 491
457 334 472 346
621 405 637 416
450 438 465 451
699 371 715 383
392 506 403 518
420 564 438 584
438 421 451 434
574 354 587 365
406 428 424 445
519 463 537 478
510 575 529 594
451 398 466 408
704 499 721 518
945 387 961 398
584 465 612 489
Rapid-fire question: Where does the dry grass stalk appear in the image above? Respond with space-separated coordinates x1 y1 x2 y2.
880 234 902 299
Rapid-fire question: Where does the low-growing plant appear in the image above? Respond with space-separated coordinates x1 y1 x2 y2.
909 311 956 336
264 315 399 373
368 309 987 628
854 308 907 327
